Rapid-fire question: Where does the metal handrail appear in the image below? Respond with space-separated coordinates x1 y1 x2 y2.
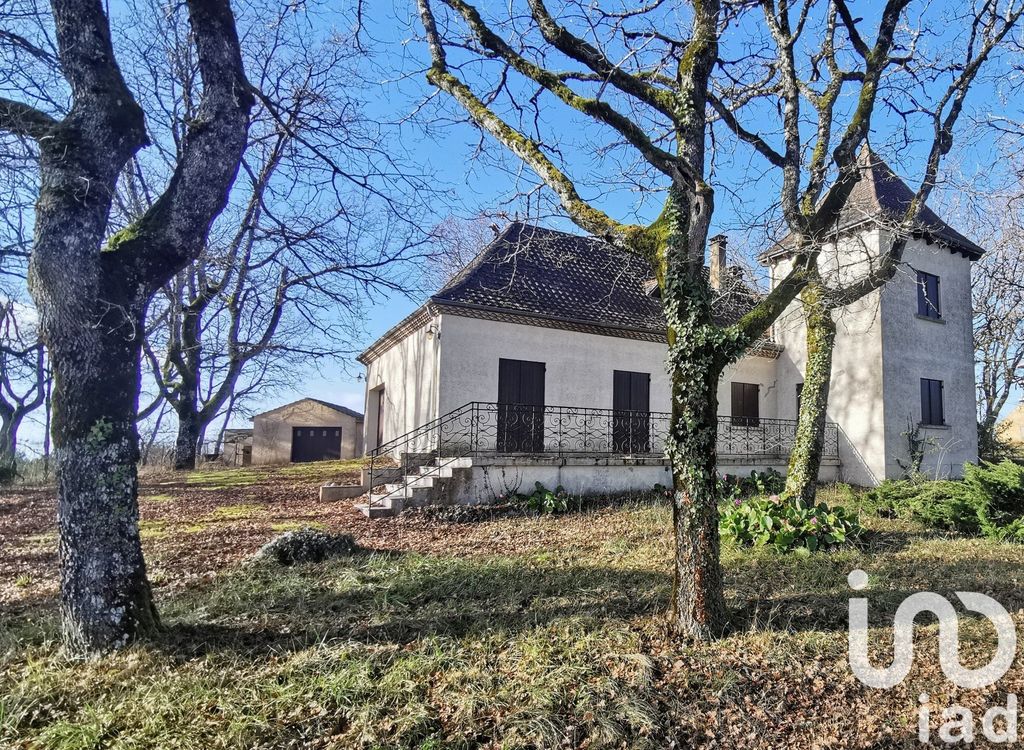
366 402 840 509
367 402 478 507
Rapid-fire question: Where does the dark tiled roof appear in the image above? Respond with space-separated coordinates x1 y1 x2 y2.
766 147 984 260
431 222 761 332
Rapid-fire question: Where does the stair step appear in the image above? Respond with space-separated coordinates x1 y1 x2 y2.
358 456 473 518
355 501 398 519
382 483 434 498
416 465 455 478
358 493 406 517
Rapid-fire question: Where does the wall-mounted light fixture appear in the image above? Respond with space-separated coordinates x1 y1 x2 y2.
426 323 440 339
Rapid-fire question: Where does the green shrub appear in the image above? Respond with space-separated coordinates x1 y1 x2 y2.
720 494 863 555
719 468 786 501
519 482 570 514
964 461 1024 540
869 478 979 534
872 462 1024 542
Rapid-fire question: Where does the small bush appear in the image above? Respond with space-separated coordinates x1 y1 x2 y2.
869 478 979 534
871 462 1024 542
719 468 786 502
721 494 863 554
252 528 358 566
519 482 570 514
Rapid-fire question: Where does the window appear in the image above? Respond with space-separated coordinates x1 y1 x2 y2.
796 383 804 415
917 271 941 319
920 379 945 426
731 382 760 427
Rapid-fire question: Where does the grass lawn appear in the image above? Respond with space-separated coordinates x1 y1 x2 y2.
3 480 1024 748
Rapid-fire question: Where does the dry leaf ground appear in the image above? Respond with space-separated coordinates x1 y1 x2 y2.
2 469 1024 748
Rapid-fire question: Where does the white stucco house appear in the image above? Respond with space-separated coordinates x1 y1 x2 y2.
356 150 982 516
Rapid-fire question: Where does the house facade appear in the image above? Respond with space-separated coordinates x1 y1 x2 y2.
357 151 982 515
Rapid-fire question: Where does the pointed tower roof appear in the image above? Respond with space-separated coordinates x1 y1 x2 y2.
763 146 984 261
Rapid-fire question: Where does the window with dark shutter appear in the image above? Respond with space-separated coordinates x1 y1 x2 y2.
920 378 945 426
613 370 651 453
917 271 941 319
731 382 760 427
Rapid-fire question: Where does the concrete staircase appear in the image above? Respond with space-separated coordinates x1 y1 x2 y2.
355 457 473 518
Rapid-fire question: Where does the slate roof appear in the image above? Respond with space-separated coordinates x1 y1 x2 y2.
431 222 762 332
765 147 985 260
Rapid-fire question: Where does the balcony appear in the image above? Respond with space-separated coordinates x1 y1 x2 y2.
386 402 839 463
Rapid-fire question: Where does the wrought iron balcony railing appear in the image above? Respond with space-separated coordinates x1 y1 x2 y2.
366 402 840 509
371 401 839 464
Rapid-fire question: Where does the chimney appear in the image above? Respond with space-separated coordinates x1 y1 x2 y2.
709 234 727 290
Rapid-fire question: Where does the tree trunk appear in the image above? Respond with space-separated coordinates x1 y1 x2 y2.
656 186 729 640
668 359 728 639
0 412 18 484
785 284 837 503
44 297 159 655
43 370 51 483
26 61 157 654
173 401 201 470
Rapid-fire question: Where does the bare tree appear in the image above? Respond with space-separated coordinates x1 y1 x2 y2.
974 203 1024 456
1 0 253 654
423 215 500 289
0 300 45 480
117 0 429 470
704 4 1024 503
413 0 1020 638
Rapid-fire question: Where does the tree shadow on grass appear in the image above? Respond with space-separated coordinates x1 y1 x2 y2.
731 550 1024 635
154 554 672 660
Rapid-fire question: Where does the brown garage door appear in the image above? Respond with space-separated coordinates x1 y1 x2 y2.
291 426 342 462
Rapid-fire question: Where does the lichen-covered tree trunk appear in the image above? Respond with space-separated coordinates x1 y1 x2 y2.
47 299 159 653
15 0 252 655
30 166 159 653
22 0 158 653
667 357 728 638
785 284 836 503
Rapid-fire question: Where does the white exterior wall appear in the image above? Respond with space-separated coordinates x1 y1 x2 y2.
878 236 979 478
772 235 889 486
435 313 777 418
363 314 441 452
436 314 673 414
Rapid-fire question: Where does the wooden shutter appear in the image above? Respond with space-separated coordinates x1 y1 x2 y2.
917 272 941 319
614 370 650 412
613 371 651 453
498 358 520 404
731 382 760 426
497 359 546 452
921 379 945 425
613 370 630 411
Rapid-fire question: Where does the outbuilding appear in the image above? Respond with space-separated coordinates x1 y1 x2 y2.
252 398 364 464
